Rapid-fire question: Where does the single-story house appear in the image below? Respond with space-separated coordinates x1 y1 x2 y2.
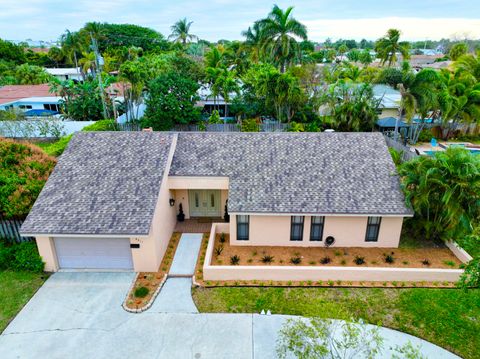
45 67 84 82
373 85 401 119
0 84 61 112
376 117 410 136
21 132 413 272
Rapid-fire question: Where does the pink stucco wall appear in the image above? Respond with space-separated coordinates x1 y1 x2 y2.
204 222 463 282
229 214 404 248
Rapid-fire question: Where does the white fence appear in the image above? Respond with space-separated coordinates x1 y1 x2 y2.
173 123 288 132
383 135 419 162
0 119 95 138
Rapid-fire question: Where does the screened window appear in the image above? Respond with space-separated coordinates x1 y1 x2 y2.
290 216 304 241
365 217 382 242
210 193 215 207
310 216 324 241
237 215 249 241
195 193 199 207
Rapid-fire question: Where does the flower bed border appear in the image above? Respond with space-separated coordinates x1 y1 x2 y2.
123 232 181 312
198 223 467 285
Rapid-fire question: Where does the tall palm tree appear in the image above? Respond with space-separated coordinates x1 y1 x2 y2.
454 50 480 84
375 29 410 67
241 22 263 63
438 71 480 138
78 51 97 77
395 68 439 142
60 30 85 73
169 18 197 47
257 5 307 72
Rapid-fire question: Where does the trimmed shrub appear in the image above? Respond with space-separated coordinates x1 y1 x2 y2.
134 286 149 298
0 241 44 272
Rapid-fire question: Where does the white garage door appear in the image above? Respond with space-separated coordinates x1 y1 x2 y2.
54 237 133 270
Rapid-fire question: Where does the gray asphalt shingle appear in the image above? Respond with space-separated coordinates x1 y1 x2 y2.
21 131 174 236
170 132 412 215
21 131 411 236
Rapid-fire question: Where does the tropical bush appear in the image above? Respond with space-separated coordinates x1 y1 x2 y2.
0 241 44 272
142 72 200 130
241 119 260 132
0 138 56 219
399 148 480 240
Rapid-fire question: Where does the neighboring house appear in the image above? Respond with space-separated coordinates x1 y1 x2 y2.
21 132 413 272
376 117 410 135
0 84 61 113
45 67 84 82
373 84 401 119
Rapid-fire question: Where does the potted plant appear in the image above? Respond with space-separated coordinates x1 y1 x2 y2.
224 199 230 223
177 203 185 222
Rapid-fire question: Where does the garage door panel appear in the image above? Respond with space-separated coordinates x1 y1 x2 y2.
54 237 133 270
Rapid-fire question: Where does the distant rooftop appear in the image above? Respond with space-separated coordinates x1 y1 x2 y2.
0 84 55 105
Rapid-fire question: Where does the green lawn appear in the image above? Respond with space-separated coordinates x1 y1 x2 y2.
192 286 480 359
0 271 48 333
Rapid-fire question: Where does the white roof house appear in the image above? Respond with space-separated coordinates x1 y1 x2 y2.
45 67 84 82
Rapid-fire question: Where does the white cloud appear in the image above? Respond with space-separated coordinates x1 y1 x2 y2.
304 17 480 41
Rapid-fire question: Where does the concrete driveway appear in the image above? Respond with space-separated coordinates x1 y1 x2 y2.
0 272 459 359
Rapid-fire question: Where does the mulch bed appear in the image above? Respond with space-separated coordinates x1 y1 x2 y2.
192 233 462 289
210 234 462 269
124 232 181 310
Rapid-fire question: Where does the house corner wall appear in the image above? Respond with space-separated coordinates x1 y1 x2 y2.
35 236 59 272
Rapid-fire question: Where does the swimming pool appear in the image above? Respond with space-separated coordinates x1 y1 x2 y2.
424 149 480 156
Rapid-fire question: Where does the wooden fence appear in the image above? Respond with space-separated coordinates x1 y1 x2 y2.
0 219 33 243
383 135 419 162
172 123 288 132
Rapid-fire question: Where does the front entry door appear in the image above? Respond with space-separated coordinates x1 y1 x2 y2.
189 190 221 217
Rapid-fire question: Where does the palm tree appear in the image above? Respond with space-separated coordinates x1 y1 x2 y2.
454 50 480 83
395 69 439 142
214 68 240 118
438 71 480 139
169 18 197 47
257 5 307 72
375 29 410 67
399 147 480 240
60 30 85 74
241 22 264 63
78 51 96 77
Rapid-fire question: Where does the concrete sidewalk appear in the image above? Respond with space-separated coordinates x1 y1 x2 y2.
169 233 203 276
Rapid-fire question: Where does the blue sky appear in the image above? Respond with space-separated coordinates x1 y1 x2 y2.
0 0 479 42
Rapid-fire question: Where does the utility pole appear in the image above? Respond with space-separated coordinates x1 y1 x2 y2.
90 33 109 119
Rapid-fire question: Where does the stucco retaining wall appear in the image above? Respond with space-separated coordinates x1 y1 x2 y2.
204 223 463 282
446 241 473 263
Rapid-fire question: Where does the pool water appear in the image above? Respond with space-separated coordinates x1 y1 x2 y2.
424 149 480 156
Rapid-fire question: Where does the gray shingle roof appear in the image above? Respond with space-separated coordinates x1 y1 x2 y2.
170 132 412 215
21 132 174 236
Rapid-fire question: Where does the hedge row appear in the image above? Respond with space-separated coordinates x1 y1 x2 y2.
0 240 44 272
